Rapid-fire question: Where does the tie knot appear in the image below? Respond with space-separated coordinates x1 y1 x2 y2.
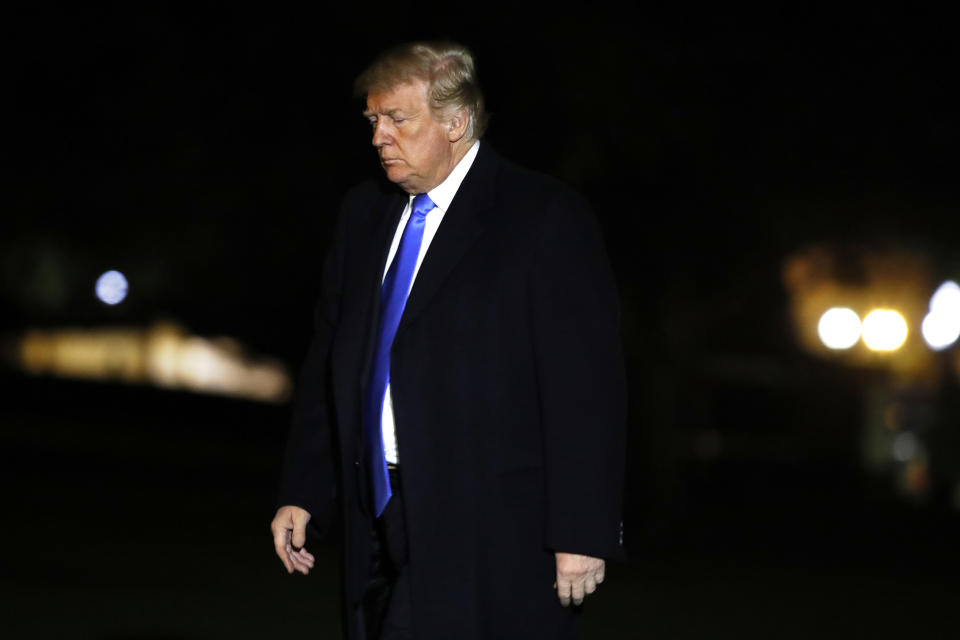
411 193 436 218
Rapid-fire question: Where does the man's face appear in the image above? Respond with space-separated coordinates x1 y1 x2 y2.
365 79 454 194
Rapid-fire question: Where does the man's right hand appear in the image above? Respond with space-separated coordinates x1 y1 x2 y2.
271 506 315 575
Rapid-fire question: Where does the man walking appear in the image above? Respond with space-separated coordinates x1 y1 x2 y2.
271 41 626 639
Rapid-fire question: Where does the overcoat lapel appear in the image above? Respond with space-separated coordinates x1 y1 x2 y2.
356 189 406 436
396 144 499 335
361 188 408 324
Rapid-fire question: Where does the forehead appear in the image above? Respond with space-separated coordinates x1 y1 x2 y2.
365 79 430 114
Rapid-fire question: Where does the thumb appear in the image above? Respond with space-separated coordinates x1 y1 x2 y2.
291 510 310 549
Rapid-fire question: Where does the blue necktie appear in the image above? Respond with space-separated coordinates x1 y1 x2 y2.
365 193 436 516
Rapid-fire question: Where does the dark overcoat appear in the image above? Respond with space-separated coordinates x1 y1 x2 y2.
279 143 627 639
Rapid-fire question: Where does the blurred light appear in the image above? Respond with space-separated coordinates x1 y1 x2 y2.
862 309 908 352
817 307 861 349
96 270 128 305
930 280 960 316
921 280 960 350
892 432 918 462
904 458 930 496
16 322 291 403
922 312 960 350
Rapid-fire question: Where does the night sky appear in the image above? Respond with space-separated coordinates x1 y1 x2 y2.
7 6 957 360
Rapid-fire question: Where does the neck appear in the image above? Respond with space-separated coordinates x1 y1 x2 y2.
448 137 474 170
414 138 475 194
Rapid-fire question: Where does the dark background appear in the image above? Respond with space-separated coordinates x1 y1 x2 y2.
3 5 959 638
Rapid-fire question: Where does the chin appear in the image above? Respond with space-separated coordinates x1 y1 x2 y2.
384 165 408 182
385 169 418 192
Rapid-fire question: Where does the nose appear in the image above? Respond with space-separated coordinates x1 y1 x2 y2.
371 120 390 148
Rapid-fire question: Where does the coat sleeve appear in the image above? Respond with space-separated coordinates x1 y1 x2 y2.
276 199 349 538
530 187 627 560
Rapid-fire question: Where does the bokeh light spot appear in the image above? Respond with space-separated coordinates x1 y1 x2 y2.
922 281 960 351
930 280 960 316
817 307 861 350
96 270 128 305
862 309 908 352
892 432 918 462
922 312 960 351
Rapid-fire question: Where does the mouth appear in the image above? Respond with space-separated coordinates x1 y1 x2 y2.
380 158 402 166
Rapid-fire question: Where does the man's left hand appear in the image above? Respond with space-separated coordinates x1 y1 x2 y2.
554 552 605 607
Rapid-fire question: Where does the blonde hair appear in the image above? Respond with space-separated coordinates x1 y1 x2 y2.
355 41 488 139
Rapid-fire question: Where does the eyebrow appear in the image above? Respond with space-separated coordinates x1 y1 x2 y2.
362 108 409 119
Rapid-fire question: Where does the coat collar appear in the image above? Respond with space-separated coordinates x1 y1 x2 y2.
395 141 500 334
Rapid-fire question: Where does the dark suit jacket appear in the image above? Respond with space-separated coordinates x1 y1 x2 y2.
279 143 627 640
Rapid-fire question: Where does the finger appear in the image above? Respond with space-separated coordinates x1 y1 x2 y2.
285 543 312 574
571 578 586 606
293 548 315 568
272 523 294 574
289 552 312 575
557 579 572 607
294 547 315 560
295 547 315 562
595 564 606 584
584 575 597 595
290 557 311 574
291 511 308 549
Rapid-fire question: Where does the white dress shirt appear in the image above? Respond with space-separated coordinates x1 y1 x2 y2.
380 140 480 464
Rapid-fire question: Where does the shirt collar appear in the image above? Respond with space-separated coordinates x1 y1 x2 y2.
413 140 480 213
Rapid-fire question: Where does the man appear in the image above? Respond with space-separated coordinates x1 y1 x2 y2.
271 41 626 639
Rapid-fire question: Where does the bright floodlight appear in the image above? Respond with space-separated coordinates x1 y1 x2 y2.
96 270 128 305
930 280 960 316
921 312 960 350
817 307 861 349
862 309 908 352
920 280 960 351
921 281 960 351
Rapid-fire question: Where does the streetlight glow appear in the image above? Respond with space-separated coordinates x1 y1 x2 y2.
921 313 960 350
817 307 861 350
922 280 960 350
930 281 960 316
862 309 908 352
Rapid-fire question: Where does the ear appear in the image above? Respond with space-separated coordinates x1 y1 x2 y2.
446 107 470 142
